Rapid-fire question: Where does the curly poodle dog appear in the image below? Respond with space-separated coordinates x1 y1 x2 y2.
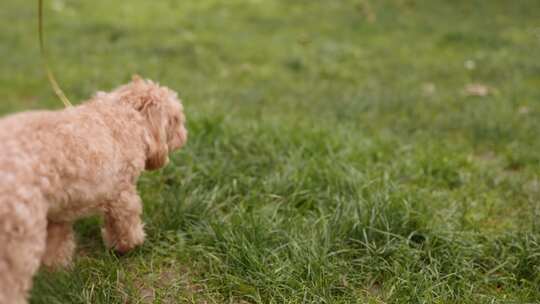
0 76 187 304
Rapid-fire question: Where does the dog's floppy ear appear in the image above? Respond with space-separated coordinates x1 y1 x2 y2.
127 78 169 170
142 99 169 170
114 76 170 170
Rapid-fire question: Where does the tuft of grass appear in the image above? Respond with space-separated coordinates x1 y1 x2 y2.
0 0 539 302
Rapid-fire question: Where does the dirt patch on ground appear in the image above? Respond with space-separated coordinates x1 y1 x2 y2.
132 262 206 304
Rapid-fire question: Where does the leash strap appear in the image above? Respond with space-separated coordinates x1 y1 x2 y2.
38 0 73 107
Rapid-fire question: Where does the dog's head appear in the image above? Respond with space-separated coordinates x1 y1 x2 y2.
111 75 188 170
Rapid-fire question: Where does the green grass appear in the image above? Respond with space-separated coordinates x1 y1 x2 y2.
1 0 540 303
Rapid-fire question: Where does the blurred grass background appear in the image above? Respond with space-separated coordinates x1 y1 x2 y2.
1 0 540 303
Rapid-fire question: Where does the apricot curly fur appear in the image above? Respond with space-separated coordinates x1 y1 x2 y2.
0 76 187 304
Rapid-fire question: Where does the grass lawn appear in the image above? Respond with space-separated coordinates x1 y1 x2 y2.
1 0 540 303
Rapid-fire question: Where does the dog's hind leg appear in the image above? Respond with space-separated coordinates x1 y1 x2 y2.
0 197 47 304
101 184 145 254
42 221 76 269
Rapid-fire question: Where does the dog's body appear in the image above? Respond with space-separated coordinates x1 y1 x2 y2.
0 77 187 304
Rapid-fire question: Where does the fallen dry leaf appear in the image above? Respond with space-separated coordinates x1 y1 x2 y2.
464 83 490 97
422 82 437 97
464 59 476 70
518 106 530 115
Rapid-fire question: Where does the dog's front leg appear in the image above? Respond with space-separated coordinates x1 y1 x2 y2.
101 186 145 254
42 221 76 269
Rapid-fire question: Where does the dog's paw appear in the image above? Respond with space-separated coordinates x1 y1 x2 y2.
41 247 75 271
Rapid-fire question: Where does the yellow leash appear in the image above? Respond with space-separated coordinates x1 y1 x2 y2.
38 0 72 107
